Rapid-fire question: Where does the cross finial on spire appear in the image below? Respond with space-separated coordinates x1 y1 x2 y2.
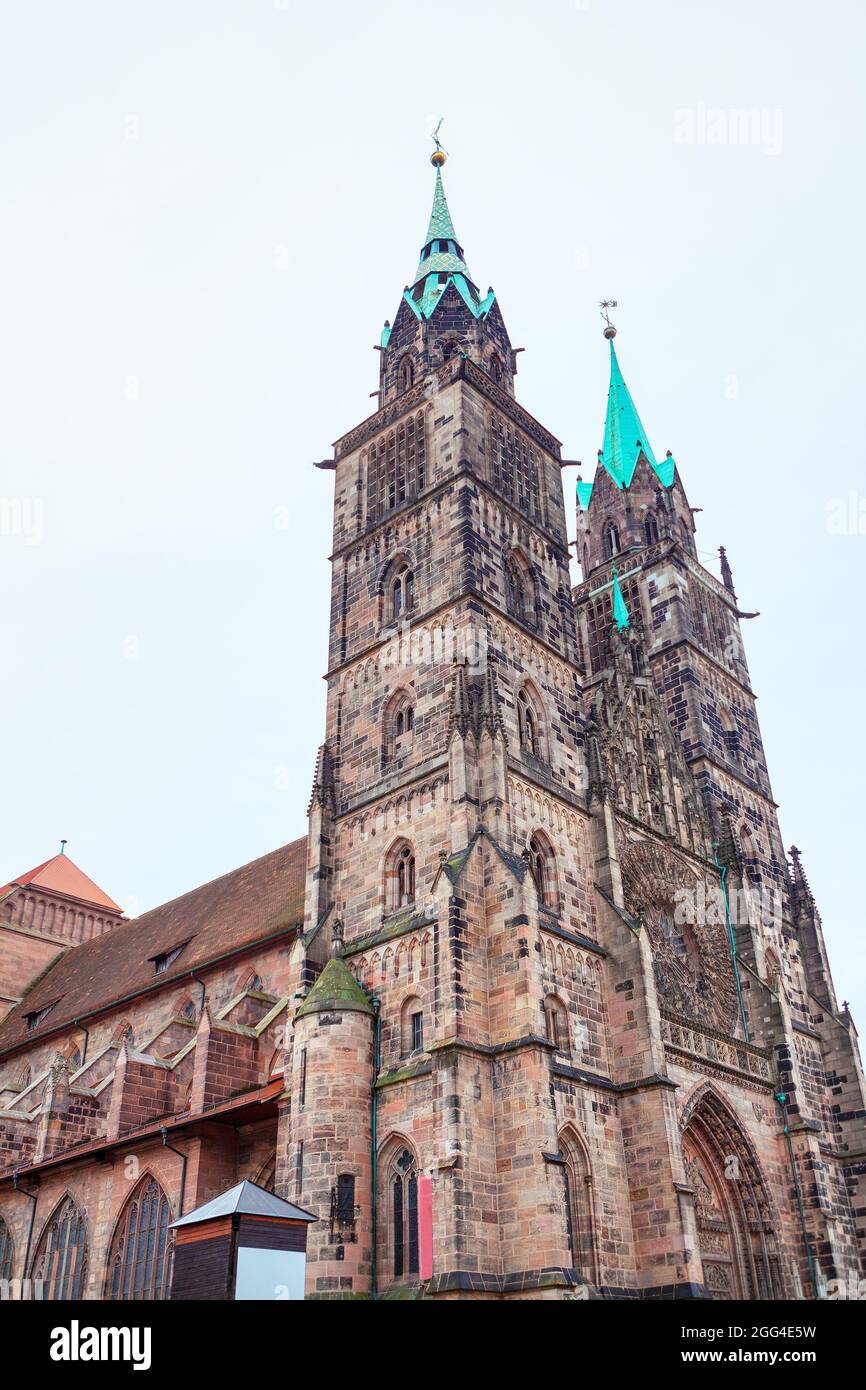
430 117 447 167
600 299 618 339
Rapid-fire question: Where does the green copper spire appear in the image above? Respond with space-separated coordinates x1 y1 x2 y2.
611 563 631 631
602 337 661 488
577 328 676 511
403 153 495 322
424 167 458 244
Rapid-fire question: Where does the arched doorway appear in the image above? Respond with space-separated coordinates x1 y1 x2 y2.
682 1087 784 1300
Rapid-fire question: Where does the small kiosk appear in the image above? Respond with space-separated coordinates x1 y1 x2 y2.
169 1179 316 1300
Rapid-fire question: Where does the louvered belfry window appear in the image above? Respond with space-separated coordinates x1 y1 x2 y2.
489 412 542 522
367 412 426 524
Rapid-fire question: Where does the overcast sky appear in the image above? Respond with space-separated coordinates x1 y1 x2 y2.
1 0 863 1016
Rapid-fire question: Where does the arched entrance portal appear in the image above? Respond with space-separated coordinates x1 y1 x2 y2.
681 1087 785 1300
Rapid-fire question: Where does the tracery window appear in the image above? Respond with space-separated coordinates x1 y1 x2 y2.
398 356 414 392
604 522 621 558
32 1196 89 1300
386 840 416 913
366 412 427 524
489 412 542 521
390 1148 419 1279
390 563 415 620
644 514 660 545
107 1176 172 1301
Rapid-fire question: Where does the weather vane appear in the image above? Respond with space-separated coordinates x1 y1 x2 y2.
600 299 618 339
430 117 448 167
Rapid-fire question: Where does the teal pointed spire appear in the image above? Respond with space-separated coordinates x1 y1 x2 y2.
413 166 472 287
424 167 458 245
603 336 659 487
577 329 677 511
611 563 631 632
403 153 495 322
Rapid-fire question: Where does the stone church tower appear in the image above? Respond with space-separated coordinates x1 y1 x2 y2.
290 148 865 1301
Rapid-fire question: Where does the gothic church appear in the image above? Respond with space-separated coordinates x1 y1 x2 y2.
0 148 863 1302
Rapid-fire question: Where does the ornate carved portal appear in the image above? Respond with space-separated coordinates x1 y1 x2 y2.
682 1089 785 1300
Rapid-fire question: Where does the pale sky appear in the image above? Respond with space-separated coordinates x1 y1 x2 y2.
1 1 864 1017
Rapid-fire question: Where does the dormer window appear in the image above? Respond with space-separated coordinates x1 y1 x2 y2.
150 941 189 976
24 1001 58 1031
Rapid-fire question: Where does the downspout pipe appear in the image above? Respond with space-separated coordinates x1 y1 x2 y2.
160 1129 188 1219
190 974 207 1015
713 842 750 1043
13 1171 38 1279
370 997 381 1302
774 1091 820 1299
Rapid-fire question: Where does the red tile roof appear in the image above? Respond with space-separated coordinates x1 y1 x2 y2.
0 853 122 912
0 837 307 1057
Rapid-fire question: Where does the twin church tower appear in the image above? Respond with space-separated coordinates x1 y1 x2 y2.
291 145 865 1300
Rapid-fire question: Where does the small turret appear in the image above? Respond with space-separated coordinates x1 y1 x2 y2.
291 946 375 1297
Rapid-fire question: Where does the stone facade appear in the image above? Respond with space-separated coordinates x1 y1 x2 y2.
0 156 863 1303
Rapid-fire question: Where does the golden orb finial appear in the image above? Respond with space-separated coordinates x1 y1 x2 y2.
604 324 617 340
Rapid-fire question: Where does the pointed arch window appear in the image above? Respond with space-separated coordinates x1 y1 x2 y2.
399 356 415 393
391 1148 419 1279
558 1130 596 1285
504 551 535 626
400 995 425 1056
529 832 559 912
390 562 415 620
107 1176 172 1302
0 1216 14 1282
604 522 621 559
384 689 415 764
644 514 660 545
385 840 416 913
517 683 545 762
543 995 570 1053
32 1196 88 1300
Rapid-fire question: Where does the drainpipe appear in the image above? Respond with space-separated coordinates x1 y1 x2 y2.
13 1171 38 1278
712 843 750 1043
370 998 381 1301
774 1091 820 1299
189 973 207 1015
160 1129 188 1219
